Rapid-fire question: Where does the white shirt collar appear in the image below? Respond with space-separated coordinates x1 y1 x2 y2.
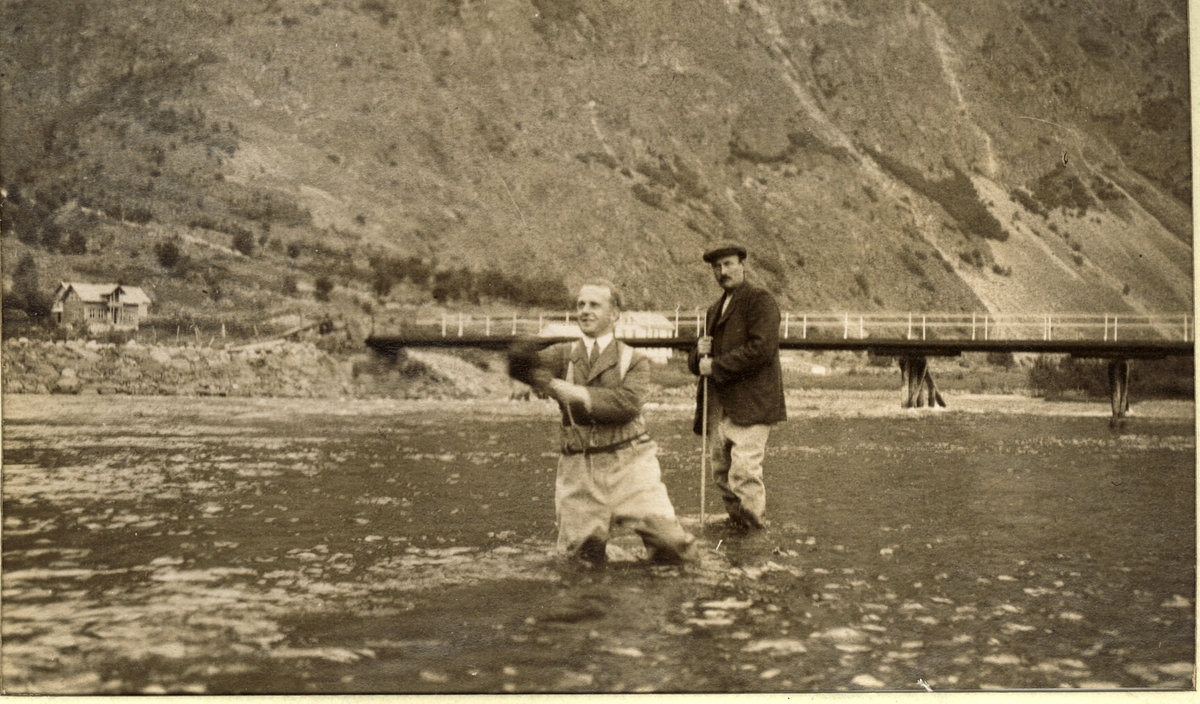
583 332 614 355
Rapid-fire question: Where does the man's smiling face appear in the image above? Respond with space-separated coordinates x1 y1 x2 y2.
576 284 618 338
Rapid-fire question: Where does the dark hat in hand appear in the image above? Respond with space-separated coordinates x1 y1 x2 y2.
507 337 552 392
702 242 748 263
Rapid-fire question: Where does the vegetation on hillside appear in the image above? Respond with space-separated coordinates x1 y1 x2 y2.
1 0 1190 337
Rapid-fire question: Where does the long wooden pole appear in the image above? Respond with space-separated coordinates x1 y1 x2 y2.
700 313 709 532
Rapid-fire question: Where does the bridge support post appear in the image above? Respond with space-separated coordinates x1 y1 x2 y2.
1107 358 1131 425
899 356 946 409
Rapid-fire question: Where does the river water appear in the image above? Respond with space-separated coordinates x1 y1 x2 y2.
2 392 1193 693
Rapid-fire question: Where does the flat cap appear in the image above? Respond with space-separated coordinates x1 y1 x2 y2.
702 242 748 263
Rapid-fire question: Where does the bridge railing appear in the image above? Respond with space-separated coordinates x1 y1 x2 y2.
390 311 1192 343
773 312 1193 343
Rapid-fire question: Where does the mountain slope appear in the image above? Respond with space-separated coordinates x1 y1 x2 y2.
1 0 1190 326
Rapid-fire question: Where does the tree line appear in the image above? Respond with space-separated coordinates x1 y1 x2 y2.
368 255 571 308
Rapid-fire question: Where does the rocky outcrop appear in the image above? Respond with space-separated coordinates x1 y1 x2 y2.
1 338 516 399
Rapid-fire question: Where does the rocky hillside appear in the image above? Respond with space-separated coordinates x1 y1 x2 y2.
1 0 1190 331
0 337 517 399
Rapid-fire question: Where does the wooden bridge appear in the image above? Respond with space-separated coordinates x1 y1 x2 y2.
364 311 1193 423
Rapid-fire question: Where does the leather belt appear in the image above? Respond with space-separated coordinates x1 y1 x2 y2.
562 434 650 456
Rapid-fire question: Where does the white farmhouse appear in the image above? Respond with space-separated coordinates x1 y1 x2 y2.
51 282 152 333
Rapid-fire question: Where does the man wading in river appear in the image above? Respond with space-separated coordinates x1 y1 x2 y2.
689 243 786 535
508 280 695 565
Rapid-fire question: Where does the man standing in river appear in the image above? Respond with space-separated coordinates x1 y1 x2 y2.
688 243 786 534
509 280 695 565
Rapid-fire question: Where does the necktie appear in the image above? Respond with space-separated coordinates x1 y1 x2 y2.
588 342 601 368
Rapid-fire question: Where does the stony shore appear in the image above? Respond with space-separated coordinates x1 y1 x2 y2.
1 338 518 400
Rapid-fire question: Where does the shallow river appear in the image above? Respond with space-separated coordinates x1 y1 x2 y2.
2 392 1194 693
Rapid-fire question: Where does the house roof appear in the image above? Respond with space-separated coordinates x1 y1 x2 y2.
618 311 674 330
116 286 152 305
538 312 676 339
54 282 151 305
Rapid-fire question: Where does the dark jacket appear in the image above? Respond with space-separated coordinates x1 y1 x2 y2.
688 282 787 433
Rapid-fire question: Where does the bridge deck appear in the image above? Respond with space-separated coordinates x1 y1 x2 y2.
365 335 1193 359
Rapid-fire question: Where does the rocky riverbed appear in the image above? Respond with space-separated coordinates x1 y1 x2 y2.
2 394 1193 693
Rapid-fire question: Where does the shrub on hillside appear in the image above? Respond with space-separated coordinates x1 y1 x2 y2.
403 257 433 287
986 351 1015 369
1029 165 1095 215
155 240 182 268
898 249 926 278
865 149 1008 241
105 204 153 224
62 230 87 255
314 276 334 302
1133 357 1194 398
202 267 226 302
370 254 432 298
865 350 894 367
634 159 676 189
232 229 255 256
224 189 311 227
450 347 497 372
1028 355 1108 398
518 275 571 308
575 151 620 169
754 253 786 284
1010 188 1048 218
427 266 570 308
1029 354 1194 400
1090 175 1125 202
672 156 708 199
854 272 871 297
631 183 665 209
5 254 51 321
432 268 477 304
39 220 64 250
1 197 44 244
189 215 253 240
959 249 985 268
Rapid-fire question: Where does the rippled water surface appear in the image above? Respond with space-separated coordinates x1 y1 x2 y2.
2 393 1194 693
